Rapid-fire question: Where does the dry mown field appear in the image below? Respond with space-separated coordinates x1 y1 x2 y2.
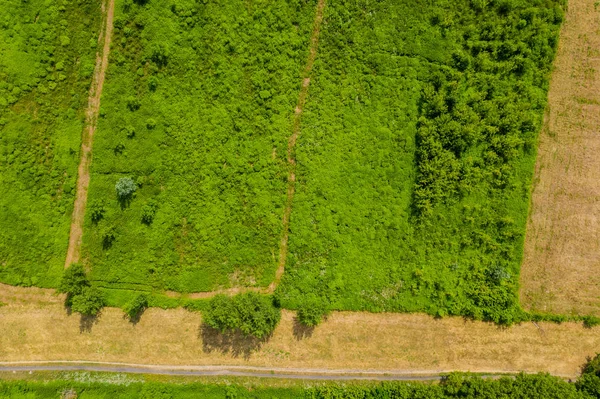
520 0 600 315
0 284 599 378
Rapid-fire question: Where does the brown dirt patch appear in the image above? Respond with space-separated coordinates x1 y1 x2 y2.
520 0 600 315
0 287 599 378
64 0 115 268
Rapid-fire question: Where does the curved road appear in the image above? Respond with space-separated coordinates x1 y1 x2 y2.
0 362 452 381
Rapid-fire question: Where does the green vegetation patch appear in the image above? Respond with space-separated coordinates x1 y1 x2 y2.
0 0 101 287
82 0 317 292
277 0 564 323
2 372 600 398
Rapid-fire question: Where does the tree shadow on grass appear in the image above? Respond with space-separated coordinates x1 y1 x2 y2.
123 308 146 326
79 313 100 333
199 324 270 360
292 317 315 341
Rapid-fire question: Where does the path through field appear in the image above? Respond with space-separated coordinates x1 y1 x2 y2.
64 0 115 268
520 0 600 315
272 0 326 290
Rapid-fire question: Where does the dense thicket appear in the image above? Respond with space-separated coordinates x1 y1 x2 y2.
278 0 563 324
82 0 317 292
0 0 101 287
3 371 600 398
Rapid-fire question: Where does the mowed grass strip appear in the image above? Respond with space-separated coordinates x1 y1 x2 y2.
0 0 101 287
82 0 317 292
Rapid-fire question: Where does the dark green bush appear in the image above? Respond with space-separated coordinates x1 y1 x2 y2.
58 264 89 296
204 293 281 339
141 201 157 224
124 293 149 320
583 316 600 329
71 286 105 316
89 200 106 223
297 296 329 327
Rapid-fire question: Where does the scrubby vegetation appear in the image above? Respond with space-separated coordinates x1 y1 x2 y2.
278 0 564 324
203 293 281 338
81 0 317 293
0 0 101 287
5 369 600 398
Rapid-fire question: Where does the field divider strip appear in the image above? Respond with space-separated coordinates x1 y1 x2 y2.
64 0 115 268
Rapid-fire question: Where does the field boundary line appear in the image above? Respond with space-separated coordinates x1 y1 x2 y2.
165 0 326 299
64 0 115 268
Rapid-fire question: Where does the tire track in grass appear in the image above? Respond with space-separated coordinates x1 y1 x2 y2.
271 0 326 290
64 0 115 268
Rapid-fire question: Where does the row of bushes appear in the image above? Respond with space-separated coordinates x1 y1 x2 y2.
59 266 331 335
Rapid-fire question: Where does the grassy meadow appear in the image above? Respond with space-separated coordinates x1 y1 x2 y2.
0 0 568 323
0 0 101 287
277 0 564 323
81 0 316 292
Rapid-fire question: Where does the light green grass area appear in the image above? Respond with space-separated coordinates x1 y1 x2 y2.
82 0 316 292
0 0 568 324
277 0 564 323
0 0 101 287
1 372 599 399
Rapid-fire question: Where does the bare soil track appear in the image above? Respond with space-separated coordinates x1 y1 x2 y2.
520 0 600 315
64 0 115 268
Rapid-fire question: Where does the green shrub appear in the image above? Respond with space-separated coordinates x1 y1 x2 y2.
101 225 117 248
58 264 89 296
89 200 106 223
141 201 158 225
71 286 105 316
583 316 600 329
204 293 281 339
124 293 149 320
296 295 329 327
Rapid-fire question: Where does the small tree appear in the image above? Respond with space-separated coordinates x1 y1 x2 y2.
58 264 89 296
234 293 281 338
297 295 329 327
115 177 137 200
124 293 149 321
203 293 281 339
71 286 105 316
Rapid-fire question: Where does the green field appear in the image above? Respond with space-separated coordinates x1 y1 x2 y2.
81 0 316 292
0 0 566 323
0 0 101 287
1 372 599 399
277 0 563 323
